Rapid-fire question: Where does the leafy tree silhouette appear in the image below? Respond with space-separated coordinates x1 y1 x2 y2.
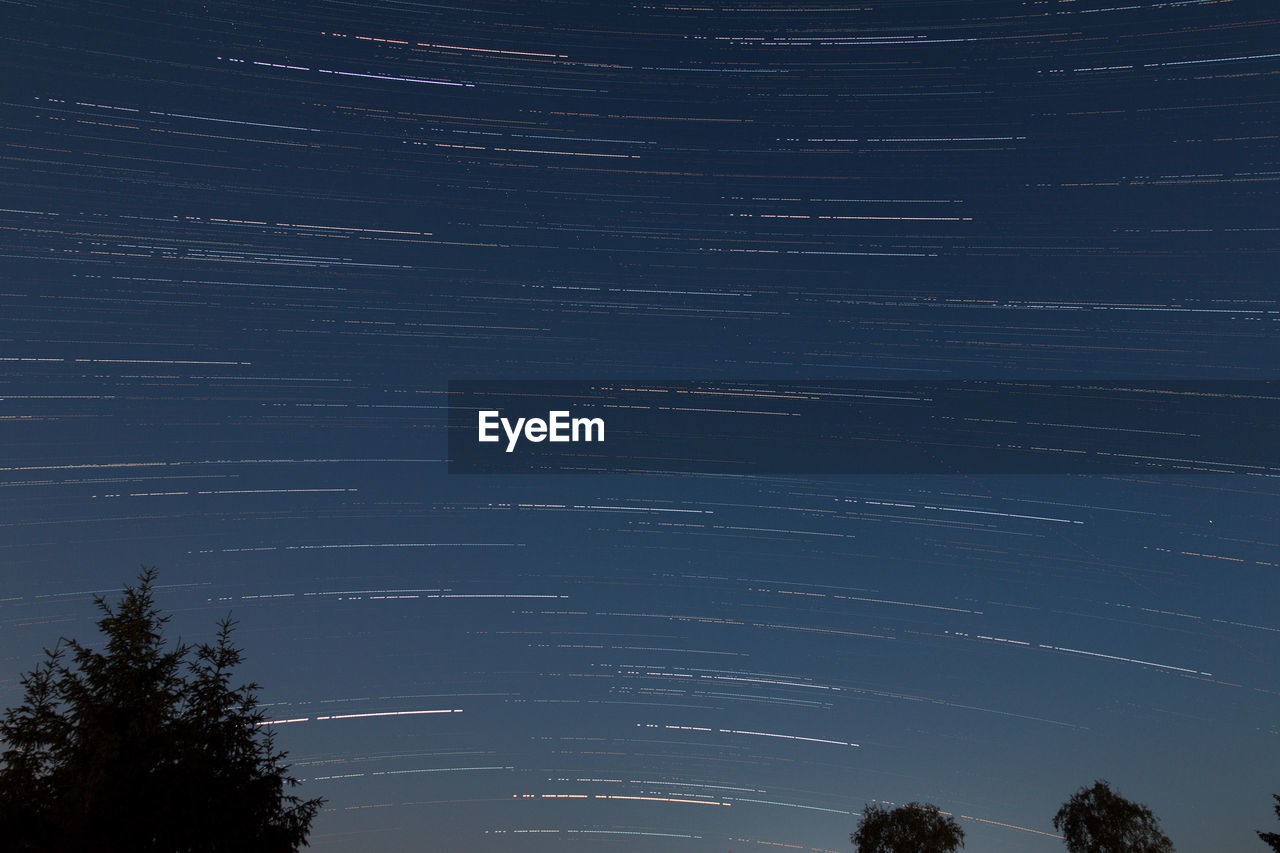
1260 795 1280 852
0 567 323 852
1053 780 1173 853
851 801 965 852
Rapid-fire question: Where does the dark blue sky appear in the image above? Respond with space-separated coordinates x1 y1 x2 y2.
1 1 1277 850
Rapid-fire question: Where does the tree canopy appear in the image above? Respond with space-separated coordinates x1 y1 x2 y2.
0 567 323 852
851 801 966 853
1052 780 1174 853
1260 795 1280 852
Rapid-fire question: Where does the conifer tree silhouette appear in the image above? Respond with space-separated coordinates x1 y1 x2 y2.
0 568 323 852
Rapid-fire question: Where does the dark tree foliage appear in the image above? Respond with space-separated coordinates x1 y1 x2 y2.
851 801 966 853
0 567 323 852
1260 795 1280 852
1052 780 1174 853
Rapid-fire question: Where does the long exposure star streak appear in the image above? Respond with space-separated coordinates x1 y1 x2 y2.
1 2 1277 851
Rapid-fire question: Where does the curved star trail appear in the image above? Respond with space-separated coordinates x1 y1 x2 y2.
1 2 1277 851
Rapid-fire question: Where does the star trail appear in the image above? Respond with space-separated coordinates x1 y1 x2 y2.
1 1 1277 851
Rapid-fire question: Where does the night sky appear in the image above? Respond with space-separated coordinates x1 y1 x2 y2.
2 1 1278 851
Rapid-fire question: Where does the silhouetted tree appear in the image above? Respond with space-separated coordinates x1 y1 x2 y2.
851 801 965 853
1053 780 1173 853
0 567 323 852
1260 795 1280 852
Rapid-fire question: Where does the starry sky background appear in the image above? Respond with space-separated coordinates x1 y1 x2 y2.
2 1 1278 850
